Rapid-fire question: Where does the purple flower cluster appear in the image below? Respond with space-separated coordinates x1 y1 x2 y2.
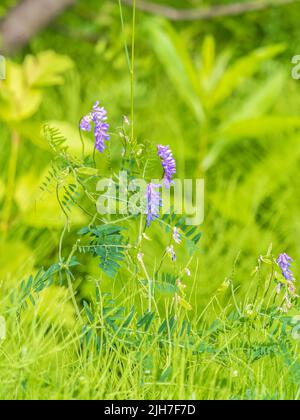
157 145 176 188
278 253 294 281
80 101 110 153
79 104 177 229
277 253 297 312
146 183 162 228
146 144 177 227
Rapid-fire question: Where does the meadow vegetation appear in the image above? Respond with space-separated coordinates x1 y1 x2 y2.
0 0 300 400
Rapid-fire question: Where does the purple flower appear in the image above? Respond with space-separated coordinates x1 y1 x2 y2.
94 120 110 153
79 115 92 132
278 253 294 281
157 145 176 188
80 101 110 153
146 183 162 227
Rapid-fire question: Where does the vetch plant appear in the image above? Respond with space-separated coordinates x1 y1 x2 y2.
95 172 205 225
79 101 110 153
277 253 298 312
157 144 176 187
20 97 203 326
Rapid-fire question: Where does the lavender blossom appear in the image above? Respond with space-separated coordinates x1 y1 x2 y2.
146 183 162 227
80 101 110 153
79 115 92 132
278 253 294 281
157 145 176 187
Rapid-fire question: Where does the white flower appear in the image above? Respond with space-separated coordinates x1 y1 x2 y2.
184 268 191 277
172 227 181 244
166 245 176 262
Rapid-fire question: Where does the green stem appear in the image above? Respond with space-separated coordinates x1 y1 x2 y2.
118 0 131 72
78 124 85 160
2 130 20 237
66 270 83 323
56 185 82 322
138 255 152 312
130 0 136 142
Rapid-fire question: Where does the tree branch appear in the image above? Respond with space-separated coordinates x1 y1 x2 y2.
0 0 76 54
122 0 298 21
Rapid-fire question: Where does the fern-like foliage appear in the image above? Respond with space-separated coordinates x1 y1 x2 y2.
160 209 202 254
140 272 179 295
19 257 79 309
44 124 68 153
81 293 193 353
20 263 60 308
78 225 127 278
61 183 81 213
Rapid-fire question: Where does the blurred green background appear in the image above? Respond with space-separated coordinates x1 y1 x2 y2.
1 0 300 308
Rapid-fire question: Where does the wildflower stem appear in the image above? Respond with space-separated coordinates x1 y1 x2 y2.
130 0 136 142
93 146 96 167
118 0 131 72
78 124 85 159
138 255 153 312
1 129 20 238
230 280 242 317
66 269 83 323
59 224 68 267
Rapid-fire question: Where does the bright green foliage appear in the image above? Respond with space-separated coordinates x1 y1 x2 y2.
145 20 300 172
0 253 299 400
160 210 202 254
78 225 127 278
1 0 300 401
0 51 73 123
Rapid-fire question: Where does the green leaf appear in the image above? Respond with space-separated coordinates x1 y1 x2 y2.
78 225 127 278
210 44 286 107
144 18 204 122
221 116 300 139
76 167 99 176
24 51 74 88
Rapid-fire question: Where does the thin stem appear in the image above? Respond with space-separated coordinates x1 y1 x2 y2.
66 270 83 323
130 0 136 142
56 184 82 321
118 0 131 71
78 123 85 160
138 255 152 312
58 221 68 262
93 145 97 167
1 129 20 238
230 281 242 317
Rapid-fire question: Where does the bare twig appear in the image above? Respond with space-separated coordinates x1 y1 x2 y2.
122 0 298 21
0 0 76 54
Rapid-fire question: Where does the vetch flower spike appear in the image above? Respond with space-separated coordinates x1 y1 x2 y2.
80 101 110 153
157 145 176 188
276 253 297 311
146 183 162 227
278 253 294 281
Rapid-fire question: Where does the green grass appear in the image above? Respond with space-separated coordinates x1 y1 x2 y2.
0 250 299 400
